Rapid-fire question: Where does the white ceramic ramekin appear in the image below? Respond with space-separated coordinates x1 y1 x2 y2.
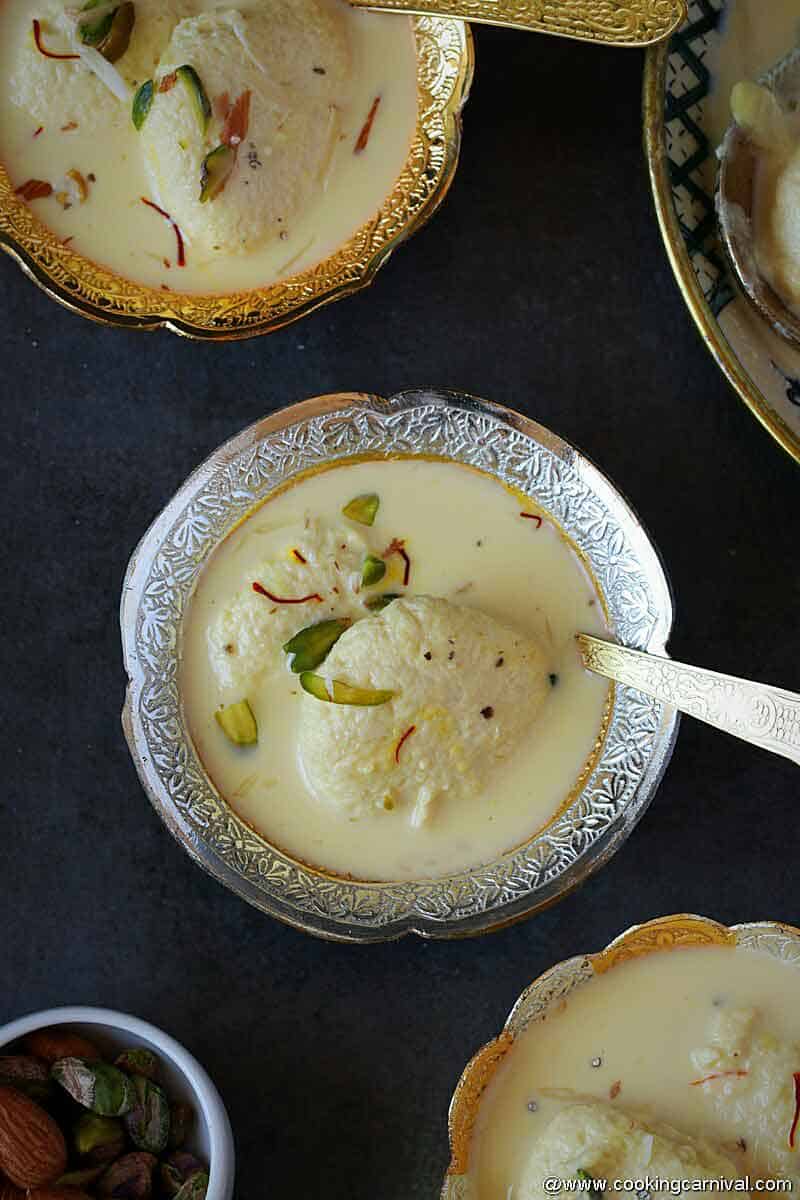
0 1006 234 1200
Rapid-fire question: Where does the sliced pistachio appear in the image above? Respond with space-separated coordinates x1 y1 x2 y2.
364 593 401 612
283 619 350 673
177 65 211 133
300 673 394 706
361 554 386 587
96 1 135 63
132 80 154 131
78 0 115 46
199 144 235 204
342 493 379 526
215 699 257 746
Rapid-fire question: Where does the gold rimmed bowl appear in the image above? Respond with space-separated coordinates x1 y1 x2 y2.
442 913 800 1198
120 388 678 941
0 17 472 340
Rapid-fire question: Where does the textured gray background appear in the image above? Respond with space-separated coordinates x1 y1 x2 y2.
1 26 799 1200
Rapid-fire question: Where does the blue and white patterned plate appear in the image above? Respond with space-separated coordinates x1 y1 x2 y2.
644 0 800 463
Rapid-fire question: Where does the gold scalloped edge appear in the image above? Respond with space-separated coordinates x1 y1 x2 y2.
0 17 474 341
441 914 800 1193
446 1030 514 1177
590 913 734 973
642 41 800 465
359 0 686 48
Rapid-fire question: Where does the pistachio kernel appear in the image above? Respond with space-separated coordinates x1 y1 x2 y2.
361 554 386 587
77 0 116 46
95 1 135 63
132 80 154 131
214 699 258 746
341 493 379 526
283 618 350 673
177 65 212 133
299 673 395 707
199 144 236 203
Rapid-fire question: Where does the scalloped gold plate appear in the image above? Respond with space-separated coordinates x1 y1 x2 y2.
0 17 473 341
442 913 800 1197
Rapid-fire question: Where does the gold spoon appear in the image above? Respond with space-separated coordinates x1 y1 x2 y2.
717 48 800 349
349 0 686 47
577 634 800 767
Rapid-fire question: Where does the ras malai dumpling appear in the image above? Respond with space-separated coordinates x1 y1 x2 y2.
180 458 610 880
206 517 370 693
141 2 350 254
298 596 552 827
8 0 185 134
690 1006 800 1182
517 1102 740 1200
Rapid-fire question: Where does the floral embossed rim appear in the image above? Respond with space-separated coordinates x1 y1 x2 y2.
0 18 473 341
120 388 679 942
442 914 800 1198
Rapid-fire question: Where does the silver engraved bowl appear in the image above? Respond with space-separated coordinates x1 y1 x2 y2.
441 914 800 1198
120 389 679 942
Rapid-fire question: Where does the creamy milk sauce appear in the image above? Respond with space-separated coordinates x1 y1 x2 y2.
180 459 610 882
0 0 417 291
471 944 800 1198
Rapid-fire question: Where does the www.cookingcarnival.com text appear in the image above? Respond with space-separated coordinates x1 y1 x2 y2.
539 1179 792 1195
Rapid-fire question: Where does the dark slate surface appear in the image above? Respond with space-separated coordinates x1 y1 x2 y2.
1 25 798 1200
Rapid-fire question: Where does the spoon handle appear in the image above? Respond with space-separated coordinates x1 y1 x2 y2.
577 634 800 768
350 0 686 46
